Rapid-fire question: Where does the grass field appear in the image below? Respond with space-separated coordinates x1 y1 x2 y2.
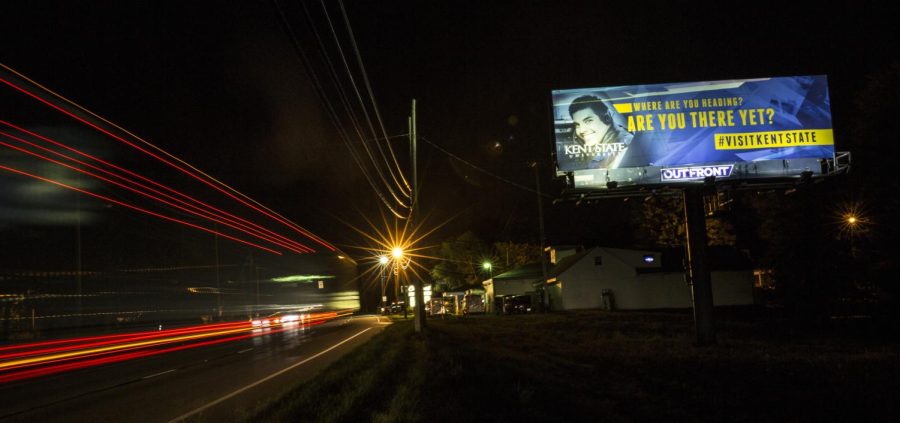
249 310 900 422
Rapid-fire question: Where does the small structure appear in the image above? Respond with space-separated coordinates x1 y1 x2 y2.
544 246 754 311
462 288 486 314
482 263 544 313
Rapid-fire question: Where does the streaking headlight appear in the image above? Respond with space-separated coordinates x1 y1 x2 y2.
282 314 299 323
251 320 262 326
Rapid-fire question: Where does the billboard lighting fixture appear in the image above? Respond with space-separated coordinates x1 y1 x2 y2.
799 170 813 184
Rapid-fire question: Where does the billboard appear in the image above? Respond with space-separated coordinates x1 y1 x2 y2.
552 76 835 187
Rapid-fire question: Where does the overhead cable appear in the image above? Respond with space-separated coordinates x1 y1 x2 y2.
300 0 409 210
420 136 553 199
272 0 408 219
317 0 412 201
337 0 411 192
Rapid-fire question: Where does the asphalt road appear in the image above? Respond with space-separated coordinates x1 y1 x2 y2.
0 314 390 422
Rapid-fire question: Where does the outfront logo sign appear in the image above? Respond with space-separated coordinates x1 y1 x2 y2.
660 164 734 181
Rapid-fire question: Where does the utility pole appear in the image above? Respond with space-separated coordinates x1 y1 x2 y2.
214 226 222 319
76 173 83 332
683 186 716 345
380 266 386 313
532 162 548 309
410 99 426 333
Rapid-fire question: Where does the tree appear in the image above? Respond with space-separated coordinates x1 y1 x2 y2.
429 231 491 290
492 241 541 275
632 193 735 248
429 232 542 290
850 62 900 310
752 188 855 317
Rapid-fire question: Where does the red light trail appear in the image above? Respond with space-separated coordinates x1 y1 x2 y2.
0 132 313 254
0 120 316 253
0 73 336 252
0 311 349 383
0 163 283 255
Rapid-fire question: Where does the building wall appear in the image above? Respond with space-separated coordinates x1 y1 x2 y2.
546 282 563 310
553 248 754 311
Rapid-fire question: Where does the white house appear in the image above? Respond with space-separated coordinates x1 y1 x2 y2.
544 246 755 311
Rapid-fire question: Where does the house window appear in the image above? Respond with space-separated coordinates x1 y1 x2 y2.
594 256 602 266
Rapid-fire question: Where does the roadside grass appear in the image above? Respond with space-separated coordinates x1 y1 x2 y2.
249 311 900 422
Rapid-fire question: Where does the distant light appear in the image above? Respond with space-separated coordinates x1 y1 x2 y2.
483 262 492 270
392 247 403 259
643 255 655 263
847 216 857 225
271 274 335 282
379 255 389 265
337 255 345 259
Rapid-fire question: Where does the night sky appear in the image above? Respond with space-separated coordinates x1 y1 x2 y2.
2 0 897 255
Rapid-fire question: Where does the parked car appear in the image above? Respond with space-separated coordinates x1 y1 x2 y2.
503 295 533 314
380 301 406 315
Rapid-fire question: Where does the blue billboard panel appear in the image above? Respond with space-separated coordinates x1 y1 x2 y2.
553 76 834 181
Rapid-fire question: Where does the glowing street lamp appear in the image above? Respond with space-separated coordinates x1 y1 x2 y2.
378 255 388 313
846 214 858 259
392 247 404 259
483 261 492 280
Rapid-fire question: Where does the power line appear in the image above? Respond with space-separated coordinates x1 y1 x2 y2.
271 0 409 219
337 0 410 193
300 0 409 209
300 0 411 212
419 136 553 199
317 0 411 203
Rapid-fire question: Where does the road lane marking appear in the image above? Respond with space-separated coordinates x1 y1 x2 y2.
143 369 176 379
237 348 254 354
168 327 373 422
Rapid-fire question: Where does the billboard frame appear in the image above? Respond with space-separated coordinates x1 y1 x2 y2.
552 76 838 192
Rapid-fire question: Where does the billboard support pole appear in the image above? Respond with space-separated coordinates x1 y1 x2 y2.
532 162 549 309
410 99 426 333
683 186 716 346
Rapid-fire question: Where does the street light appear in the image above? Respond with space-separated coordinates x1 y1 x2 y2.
846 214 858 259
483 261 492 280
378 255 388 313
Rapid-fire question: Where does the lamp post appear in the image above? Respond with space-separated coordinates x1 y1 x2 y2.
379 255 388 313
391 247 406 319
846 215 858 259
483 261 492 280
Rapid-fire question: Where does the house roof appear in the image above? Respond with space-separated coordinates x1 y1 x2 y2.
492 263 546 281
547 248 594 278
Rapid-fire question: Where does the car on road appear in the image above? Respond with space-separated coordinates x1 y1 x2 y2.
250 311 306 327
